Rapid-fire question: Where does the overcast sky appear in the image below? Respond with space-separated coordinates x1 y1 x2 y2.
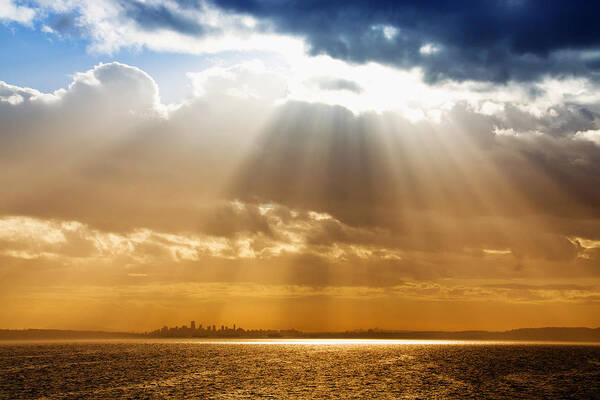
1 0 599 332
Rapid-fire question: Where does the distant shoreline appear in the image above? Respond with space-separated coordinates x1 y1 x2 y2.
1 327 599 342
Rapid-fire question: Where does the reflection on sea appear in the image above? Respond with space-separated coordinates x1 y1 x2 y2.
1 340 599 399
177 339 600 345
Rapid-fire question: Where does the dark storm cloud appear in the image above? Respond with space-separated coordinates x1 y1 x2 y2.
31 1 600 83
44 1 600 83
194 0 600 83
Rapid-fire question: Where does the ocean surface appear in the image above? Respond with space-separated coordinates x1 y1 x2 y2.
1 339 599 399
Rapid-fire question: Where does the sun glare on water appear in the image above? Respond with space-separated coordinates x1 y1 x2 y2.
188 339 480 345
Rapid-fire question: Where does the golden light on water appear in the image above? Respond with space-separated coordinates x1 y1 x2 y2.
195 339 484 345
159 339 600 346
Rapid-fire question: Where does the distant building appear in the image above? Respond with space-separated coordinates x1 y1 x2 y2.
191 321 196 330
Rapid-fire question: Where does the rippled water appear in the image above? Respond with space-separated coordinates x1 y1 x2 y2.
1 340 599 399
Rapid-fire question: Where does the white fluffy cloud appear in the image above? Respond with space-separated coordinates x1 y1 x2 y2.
187 60 288 100
575 129 600 145
26 0 302 55
0 0 35 24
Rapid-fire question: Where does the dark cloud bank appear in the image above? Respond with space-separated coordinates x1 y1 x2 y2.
122 0 600 83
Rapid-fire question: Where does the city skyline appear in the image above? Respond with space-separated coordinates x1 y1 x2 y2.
3 324 600 343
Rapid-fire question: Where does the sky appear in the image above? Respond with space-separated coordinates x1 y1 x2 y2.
1 0 600 332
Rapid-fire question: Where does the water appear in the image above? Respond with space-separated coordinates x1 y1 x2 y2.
1 340 599 399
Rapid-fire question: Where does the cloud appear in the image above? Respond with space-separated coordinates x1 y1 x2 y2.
26 0 301 55
0 0 36 25
4 0 600 331
314 78 363 94
187 60 288 100
230 101 600 223
0 62 276 232
575 129 600 145
210 0 600 83
14 1 600 85
34 0 598 84
1 62 600 329
2 63 600 255
122 0 211 36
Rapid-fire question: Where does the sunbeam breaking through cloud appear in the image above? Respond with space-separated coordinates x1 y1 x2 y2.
0 0 599 333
